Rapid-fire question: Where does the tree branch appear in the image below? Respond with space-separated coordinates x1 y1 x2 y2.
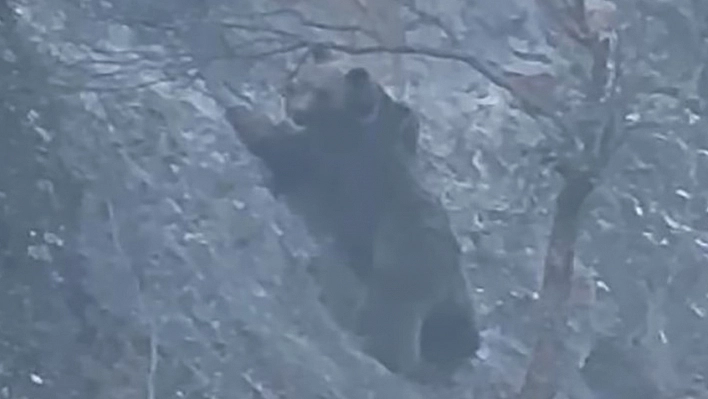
516 1 626 398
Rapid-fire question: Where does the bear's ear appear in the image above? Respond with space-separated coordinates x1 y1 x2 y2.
310 44 335 64
345 67 371 86
344 67 380 120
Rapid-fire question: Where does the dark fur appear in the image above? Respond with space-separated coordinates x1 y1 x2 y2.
224 52 478 375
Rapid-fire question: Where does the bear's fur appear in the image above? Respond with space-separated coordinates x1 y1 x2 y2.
223 47 479 376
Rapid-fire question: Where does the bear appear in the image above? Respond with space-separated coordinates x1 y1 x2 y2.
221 46 479 376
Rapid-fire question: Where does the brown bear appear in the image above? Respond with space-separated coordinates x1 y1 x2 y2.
222 46 479 377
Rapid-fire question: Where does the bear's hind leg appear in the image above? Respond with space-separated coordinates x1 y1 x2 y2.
355 289 425 375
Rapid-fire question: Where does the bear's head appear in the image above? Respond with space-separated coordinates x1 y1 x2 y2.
283 46 383 130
